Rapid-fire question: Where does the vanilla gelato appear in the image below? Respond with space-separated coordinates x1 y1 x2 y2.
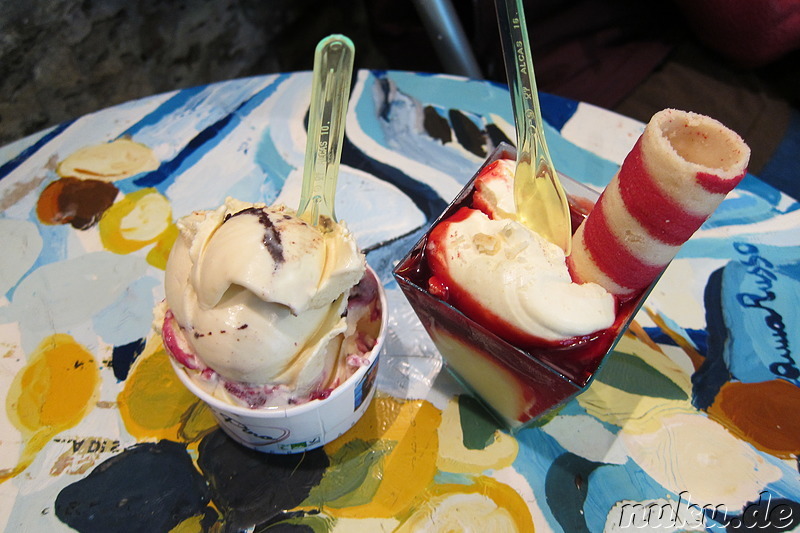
427 160 615 345
429 208 614 342
156 197 371 408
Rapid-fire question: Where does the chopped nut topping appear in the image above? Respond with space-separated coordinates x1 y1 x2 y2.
473 232 500 255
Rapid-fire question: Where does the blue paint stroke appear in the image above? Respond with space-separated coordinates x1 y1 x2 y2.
583 461 681 531
433 471 474 486
0 251 148 353
513 427 571 530
657 314 700 351
692 240 800 402
341 136 447 224
540 92 579 132
383 71 511 120
370 74 489 183
678 238 747 261
737 174 790 211
692 267 730 410
253 126 293 204
93 275 161 347
643 327 708 356
132 74 290 191
546 121 620 188
545 452 603 533
0 218 43 298
112 338 146 381
702 182 798 232
355 75 389 147
376 71 615 189
119 86 207 138
720 242 799 386
0 120 76 181
5 222 70 300
762 472 800 513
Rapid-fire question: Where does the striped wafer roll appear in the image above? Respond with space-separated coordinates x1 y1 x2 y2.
568 108 750 298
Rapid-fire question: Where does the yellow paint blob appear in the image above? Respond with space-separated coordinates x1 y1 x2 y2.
98 188 177 270
57 138 159 181
396 477 534 532
577 338 782 510
117 338 216 443
169 513 207 533
318 395 441 519
436 397 518 474
146 222 179 271
118 189 173 242
3 334 100 482
622 412 782 509
330 517 400 532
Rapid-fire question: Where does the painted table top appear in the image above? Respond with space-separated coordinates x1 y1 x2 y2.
1 70 799 532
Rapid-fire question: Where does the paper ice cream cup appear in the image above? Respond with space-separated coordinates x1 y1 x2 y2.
170 265 387 454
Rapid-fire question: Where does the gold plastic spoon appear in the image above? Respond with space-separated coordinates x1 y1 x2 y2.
297 34 355 228
496 0 571 254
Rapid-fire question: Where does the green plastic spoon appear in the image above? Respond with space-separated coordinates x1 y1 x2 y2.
496 0 572 254
297 34 355 228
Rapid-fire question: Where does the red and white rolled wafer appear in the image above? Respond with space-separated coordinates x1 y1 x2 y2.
568 108 750 298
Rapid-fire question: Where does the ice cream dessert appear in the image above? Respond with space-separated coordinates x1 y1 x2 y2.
426 159 616 348
394 108 750 428
155 197 382 409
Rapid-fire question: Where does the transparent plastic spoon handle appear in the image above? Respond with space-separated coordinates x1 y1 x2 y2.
496 0 571 254
297 35 355 227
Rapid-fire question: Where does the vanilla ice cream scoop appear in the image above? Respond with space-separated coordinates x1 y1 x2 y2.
425 158 614 345
162 197 365 394
427 207 615 343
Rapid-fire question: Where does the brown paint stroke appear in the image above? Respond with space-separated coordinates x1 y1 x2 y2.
37 177 118 230
708 379 800 459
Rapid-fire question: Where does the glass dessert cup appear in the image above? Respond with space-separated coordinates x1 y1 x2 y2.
392 143 660 430
170 265 388 454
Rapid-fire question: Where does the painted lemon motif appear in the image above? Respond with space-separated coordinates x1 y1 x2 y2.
3 334 100 482
57 138 159 181
396 477 534 532
98 188 178 270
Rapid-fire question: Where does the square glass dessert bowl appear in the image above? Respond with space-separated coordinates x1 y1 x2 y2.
392 143 659 430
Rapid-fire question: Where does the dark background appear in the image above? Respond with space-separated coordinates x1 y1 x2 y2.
1 0 797 194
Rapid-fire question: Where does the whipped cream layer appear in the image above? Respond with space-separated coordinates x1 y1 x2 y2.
427 206 615 344
161 197 365 396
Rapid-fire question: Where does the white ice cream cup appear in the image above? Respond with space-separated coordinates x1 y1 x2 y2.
169 265 387 454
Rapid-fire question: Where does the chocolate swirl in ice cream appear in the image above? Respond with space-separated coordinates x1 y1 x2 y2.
224 207 284 265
